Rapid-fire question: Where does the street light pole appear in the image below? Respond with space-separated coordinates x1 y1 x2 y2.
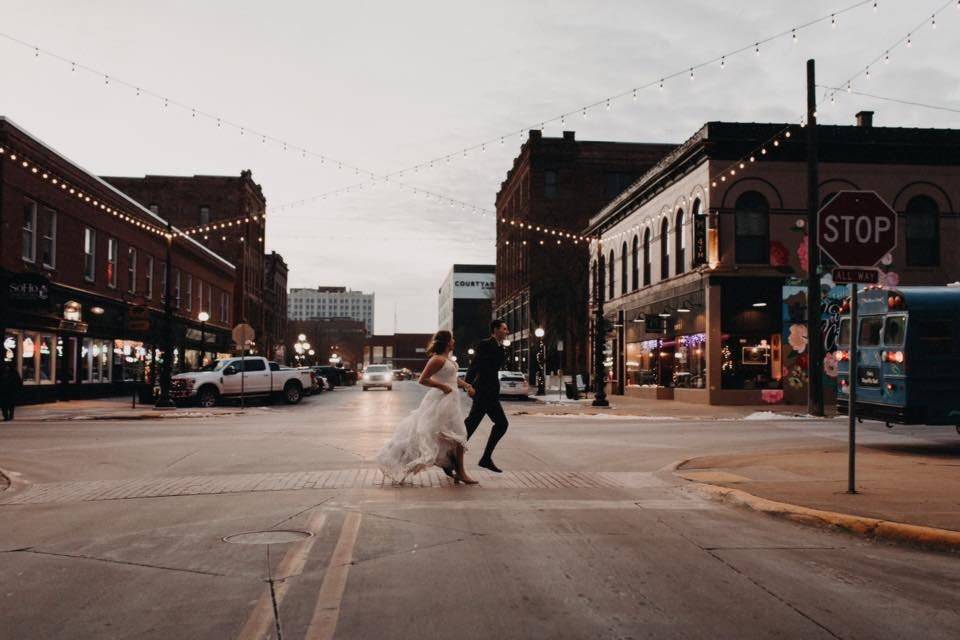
156 222 176 408
592 237 609 407
197 311 210 370
534 327 546 396
806 58 825 417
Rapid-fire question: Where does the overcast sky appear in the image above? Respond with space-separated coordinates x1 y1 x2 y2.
2 1 957 333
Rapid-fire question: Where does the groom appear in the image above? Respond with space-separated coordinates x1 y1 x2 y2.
463 319 510 473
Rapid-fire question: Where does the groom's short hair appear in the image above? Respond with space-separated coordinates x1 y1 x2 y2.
490 319 507 333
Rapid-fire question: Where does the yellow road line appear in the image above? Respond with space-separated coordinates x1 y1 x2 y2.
236 512 327 640
304 512 362 640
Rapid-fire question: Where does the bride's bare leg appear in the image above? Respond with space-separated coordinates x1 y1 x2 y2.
455 444 478 484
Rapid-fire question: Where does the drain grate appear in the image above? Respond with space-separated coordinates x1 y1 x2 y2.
223 530 312 545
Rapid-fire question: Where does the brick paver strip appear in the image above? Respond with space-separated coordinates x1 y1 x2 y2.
0 468 639 505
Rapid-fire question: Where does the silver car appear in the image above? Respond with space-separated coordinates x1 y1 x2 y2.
362 364 393 391
498 371 530 398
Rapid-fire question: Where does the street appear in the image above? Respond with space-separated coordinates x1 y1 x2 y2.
1 383 958 640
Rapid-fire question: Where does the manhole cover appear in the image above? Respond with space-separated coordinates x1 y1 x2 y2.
223 530 312 545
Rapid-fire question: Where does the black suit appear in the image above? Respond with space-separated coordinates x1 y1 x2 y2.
464 337 509 461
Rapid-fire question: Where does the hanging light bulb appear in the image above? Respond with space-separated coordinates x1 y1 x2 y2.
755 42 760 56
605 99 611 111
831 14 837 28
689 67 695 81
906 33 912 47
884 51 890 64
792 29 798 44
846 80 852 93
632 89 638 101
865 66 871 80
931 14 936 29
873 1 878 11
720 56 726 69
659 78 664 91
582 107 588 119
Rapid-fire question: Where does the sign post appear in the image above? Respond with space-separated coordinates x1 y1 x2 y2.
817 191 897 494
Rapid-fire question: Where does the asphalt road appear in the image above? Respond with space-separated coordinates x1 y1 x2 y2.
0 383 958 640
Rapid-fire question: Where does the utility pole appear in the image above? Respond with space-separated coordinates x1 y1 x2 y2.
806 59 824 417
155 222 176 408
592 237 608 407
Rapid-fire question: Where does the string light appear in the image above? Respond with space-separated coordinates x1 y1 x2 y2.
755 42 760 56
689 68 695 81
792 29 798 43
720 57 726 70
832 13 837 28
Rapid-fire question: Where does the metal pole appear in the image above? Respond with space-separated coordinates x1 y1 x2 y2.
592 237 609 407
155 222 176 408
536 338 546 396
199 322 206 370
806 58 824 417
847 286 858 494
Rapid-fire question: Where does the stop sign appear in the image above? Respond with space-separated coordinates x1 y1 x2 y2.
817 191 897 267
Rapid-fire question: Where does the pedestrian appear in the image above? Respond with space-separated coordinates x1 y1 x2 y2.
463 319 510 472
377 330 478 485
0 361 23 421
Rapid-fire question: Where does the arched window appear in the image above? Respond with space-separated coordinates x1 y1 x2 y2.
905 195 939 266
631 235 639 291
620 242 628 295
675 208 686 275
734 191 770 264
659 218 670 280
642 228 651 286
608 250 615 299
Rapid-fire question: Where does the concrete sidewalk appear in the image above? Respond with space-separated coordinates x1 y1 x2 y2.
677 444 960 549
7 395 258 422
521 393 817 420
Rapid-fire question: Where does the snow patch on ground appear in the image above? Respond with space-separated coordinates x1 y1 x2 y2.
743 411 825 421
525 413 679 420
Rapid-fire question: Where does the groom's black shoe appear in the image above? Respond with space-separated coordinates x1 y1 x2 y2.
478 458 502 473
441 466 455 478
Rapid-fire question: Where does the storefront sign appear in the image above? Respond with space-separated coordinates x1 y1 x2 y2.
832 267 879 284
452 274 495 300
693 214 708 267
7 273 50 307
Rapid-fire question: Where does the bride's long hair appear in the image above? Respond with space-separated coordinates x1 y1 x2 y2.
426 330 453 356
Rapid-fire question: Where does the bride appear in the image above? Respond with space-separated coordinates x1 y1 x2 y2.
377 330 479 485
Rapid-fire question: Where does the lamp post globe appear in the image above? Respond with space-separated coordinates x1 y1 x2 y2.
467 348 475 356
534 327 545 338
298 334 307 342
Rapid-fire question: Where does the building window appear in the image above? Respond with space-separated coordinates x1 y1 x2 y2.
199 206 210 225
675 209 686 275
39 207 56 268
605 172 635 199
220 292 228 323
80 338 112 383
173 269 181 308
127 247 137 293
22 199 37 262
620 241 628 296
83 228 96 282
160 262 166 301
631 235 639 291
608 250 615 299
905 195 939 266
544 171 558 199
107 237 119 288
734 191 770 264
188 276 195 312
660 218 670 280
145 255 154 299
643 228 651 286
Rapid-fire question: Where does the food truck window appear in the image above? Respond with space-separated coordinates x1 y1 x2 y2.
838 318 850 348
883 316 906 347
915 320 953 355
859 317 883 347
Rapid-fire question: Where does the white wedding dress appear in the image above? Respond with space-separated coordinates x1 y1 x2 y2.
377 358 468 483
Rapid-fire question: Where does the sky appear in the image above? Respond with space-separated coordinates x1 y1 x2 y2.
2 0 958 333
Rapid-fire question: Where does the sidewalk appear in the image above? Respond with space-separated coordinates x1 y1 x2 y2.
9 395 256 422
677 445 960 549
519 393 819 420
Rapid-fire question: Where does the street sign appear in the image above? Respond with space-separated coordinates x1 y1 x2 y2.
817 191 897 267
832 267 879 284
232 323 255 349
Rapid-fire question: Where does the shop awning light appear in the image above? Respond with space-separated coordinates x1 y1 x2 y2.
677 307 691 313
752 302 768 308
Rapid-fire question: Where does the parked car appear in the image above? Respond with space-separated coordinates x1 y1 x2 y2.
498 371 530 398
171 357 313 407
319 376 333 392
314 365 345 387
363 364 393 391
342 369 359 385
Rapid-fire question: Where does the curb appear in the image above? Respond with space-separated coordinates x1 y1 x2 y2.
28 409 252 423
680 475 960 554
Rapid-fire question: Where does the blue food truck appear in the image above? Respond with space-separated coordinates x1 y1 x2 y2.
836 286 960 430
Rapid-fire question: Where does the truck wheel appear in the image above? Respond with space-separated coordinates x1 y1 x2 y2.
284 382 303 404
197 386 219 408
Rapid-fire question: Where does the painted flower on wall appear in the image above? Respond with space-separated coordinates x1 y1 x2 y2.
788 324 808 353
823 352 838 378
770 241 790 267
797 235 809 273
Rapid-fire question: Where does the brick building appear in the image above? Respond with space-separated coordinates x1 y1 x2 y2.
263 251 288 362
0 117 236 404
103 171 267 348
586 114 960 405
364 333 434 372
495 130 674 382
286 317 367 370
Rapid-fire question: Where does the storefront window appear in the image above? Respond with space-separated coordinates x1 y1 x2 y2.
674 333 706 388
22 336 36 383
57 337 77 383
721 336 775 389
113 340 146 382
38 335 54 383
4 332 18 365
625 340 658 386
82 338 112 383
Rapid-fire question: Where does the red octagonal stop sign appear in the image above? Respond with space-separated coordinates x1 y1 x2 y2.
817 191 897 267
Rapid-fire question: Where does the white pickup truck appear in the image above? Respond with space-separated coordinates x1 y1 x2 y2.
170 357 314 407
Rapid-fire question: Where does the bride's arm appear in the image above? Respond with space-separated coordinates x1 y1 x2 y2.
418 356 453 394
